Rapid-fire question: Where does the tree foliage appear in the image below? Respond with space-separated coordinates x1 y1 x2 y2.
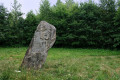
0 4 9 45
0 0 120 49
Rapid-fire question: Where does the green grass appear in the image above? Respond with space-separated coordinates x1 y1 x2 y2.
0 47 120 80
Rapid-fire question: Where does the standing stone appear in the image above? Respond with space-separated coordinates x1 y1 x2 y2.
21 21 56 69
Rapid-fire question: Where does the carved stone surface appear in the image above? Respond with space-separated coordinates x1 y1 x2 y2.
21 21 56 69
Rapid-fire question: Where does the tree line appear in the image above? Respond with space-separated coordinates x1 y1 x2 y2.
0 0 120 49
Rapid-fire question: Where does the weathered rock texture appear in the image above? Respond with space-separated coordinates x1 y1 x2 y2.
21 21 56 69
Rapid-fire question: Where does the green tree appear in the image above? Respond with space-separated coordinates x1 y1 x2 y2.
8 0 23 46
17 17 25 45
0 0 119 49
65 0 75 8
10 0 22 27
56 0 62 6
0 4 9 45
49 1 69 47
39 0 51 21
99 0 116 48
67 2 103 47
113 6 120 48
23 11 37 45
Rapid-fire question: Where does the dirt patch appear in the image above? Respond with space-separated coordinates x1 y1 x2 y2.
116 67 120 74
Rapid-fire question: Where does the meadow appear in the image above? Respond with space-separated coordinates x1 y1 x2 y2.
0 47 120 80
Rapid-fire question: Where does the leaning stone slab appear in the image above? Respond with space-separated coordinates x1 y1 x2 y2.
21 21 56 69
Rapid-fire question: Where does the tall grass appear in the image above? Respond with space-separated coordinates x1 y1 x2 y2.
0 47 120 80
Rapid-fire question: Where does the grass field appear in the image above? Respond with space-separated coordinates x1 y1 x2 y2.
0 47 120 80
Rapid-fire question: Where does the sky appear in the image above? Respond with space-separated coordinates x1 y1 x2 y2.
0 0 98 18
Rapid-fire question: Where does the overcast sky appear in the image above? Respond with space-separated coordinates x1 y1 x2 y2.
0 0 98 17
